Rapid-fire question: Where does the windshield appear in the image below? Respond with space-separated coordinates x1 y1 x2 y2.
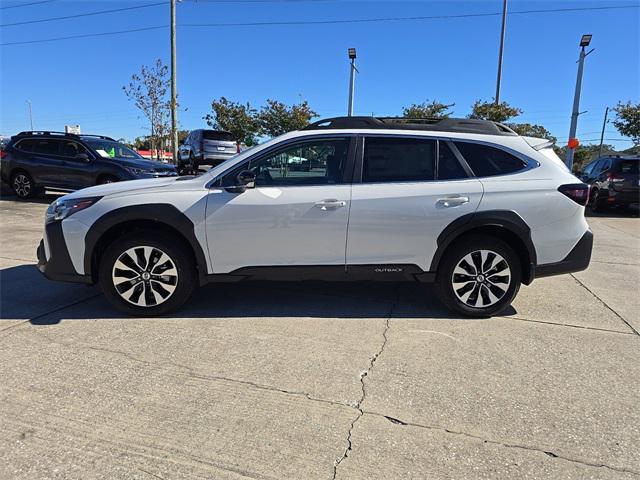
83 139 144 160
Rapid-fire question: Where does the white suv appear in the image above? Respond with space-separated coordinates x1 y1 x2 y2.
37 117 593 317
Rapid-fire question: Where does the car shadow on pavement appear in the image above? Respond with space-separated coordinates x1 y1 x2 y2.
585 206 639 218
0 263 516 325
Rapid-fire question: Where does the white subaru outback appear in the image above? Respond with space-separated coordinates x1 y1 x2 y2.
37 116 593 317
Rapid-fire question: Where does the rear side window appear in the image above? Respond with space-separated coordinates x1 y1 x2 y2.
31 139 61 155
618 160 639 174
363 137 435 183
203 131 234 142
438 142 468 180
454 141 526 177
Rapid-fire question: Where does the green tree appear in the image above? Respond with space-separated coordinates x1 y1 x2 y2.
402 100 454 119
468 99 522 123
612 101 640 145
123 59 171 159
257 99 318 137
556 144 614 172
508 123 557 142
204 97 259 146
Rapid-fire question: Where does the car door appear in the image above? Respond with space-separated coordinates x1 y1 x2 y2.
204 136 355 273
346 135 483 272
27 138 67 186
58 140 95 188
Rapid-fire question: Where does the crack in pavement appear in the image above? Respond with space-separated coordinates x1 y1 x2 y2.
368 411 640 476
570 273 639 336
30 332 356 412
505 315 636 335
331 290 398 480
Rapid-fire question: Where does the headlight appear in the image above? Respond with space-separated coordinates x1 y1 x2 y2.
124 166 152 176
46 197 101 223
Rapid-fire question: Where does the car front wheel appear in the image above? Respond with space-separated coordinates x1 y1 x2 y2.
99 232 196 316
435 235 521 318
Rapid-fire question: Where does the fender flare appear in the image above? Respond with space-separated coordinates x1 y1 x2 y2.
84 203 209 283
430 210 537 284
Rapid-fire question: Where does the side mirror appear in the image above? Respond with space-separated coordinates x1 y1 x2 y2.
225 170 256 193
76 153 90 162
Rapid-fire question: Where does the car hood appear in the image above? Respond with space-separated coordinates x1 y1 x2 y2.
110 157 176 170
62 176 183 200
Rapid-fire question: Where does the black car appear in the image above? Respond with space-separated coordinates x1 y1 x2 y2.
580 156 639 211
0 131 177 199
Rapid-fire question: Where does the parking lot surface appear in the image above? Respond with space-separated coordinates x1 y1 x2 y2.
1 193 639 479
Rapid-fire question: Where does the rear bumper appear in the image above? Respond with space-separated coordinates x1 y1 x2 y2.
605 189 639 205
534 229 593 279
37 222 93 284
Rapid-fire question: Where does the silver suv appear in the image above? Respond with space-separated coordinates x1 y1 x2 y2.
178 129 237 172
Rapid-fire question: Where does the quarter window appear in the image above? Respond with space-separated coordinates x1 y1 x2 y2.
454 141 526 177
363 137 435 183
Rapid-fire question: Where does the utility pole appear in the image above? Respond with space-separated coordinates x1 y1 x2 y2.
347 48 357 116
26 100 33 130
566 34 594 171
495 0 507 104
598 107 609 158
170 0 178 164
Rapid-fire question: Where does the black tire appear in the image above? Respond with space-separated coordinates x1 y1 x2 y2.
589 188 607 213
97 175 119 185
99 231 197 316
435 234 521 318
11 170 37 199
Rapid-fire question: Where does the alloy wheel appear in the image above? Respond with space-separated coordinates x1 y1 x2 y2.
451 250 511 308
13 174 31 197
112 246 178 307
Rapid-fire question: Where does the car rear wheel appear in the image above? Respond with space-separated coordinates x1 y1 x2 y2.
99 232 196 316
11 171 36 199
435 235 521 318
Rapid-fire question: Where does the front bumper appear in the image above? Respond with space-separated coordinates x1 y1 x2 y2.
37 221 93 284
535 229 593 279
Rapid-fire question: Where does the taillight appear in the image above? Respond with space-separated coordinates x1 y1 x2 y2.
0 150 7 159
558 183 590 206
236 143 241 153
606 174 624 183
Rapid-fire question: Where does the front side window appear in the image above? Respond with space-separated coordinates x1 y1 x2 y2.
454 141 526 177
60 140 90 158
363 137 435 183
239 138 349 187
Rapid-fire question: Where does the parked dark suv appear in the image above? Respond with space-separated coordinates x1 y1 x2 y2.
580 156 639 211
0 131 177 199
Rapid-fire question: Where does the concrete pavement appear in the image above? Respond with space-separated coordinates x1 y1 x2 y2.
1 195 638 479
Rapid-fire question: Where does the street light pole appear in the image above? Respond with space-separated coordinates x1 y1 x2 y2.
170 0 178 164
26 100 33 130
495 0 508 104
598 106 609 158
566 34 593 171
347 48 357 116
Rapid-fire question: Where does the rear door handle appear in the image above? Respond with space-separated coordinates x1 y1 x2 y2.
436 196 469 207
315 199 347 210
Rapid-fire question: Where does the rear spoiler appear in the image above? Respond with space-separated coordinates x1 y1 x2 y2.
523 136 555 151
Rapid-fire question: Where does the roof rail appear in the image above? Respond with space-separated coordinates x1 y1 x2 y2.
303 116 518 136
15 130 80 138
79 134 116 141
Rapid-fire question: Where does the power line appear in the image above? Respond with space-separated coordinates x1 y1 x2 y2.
0 0 58 10
2 4 637 47
0 2 166 28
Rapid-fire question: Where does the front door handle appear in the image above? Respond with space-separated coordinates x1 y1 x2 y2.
315 199 347 210
436 196 470 207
